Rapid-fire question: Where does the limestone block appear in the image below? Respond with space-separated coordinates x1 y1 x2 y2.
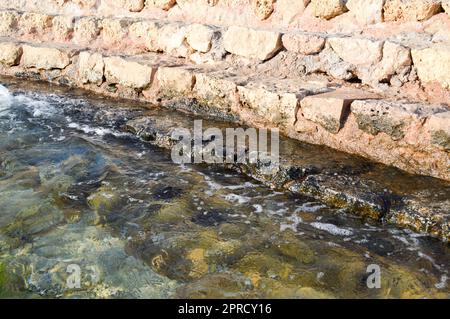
104 57 154 89
101 19 129 44
129 21 160 51
78 51 104 85
186 24 215 53
21 45 71 70
425 111 450 150
275 0 311 25
328 37 383 66
384 0 442 22
157 66 196 94
0 43 22 67
310 0 348 20
223 26 282 61
74 17 101 44
351 100 424 140
252 0 275 20
20 12 53 34
346 0 384 25
150 0 177 10
157 23 190 57
52 15 75 41
0 11 19 36
282 33 325 55
301 88 381 133
412 44 450 89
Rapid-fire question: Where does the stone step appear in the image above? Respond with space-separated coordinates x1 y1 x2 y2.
1 8 450 106
0 38 449 182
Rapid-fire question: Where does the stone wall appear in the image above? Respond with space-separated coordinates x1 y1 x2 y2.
0 0 449 181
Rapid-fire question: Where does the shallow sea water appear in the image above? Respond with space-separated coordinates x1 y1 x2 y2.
0 81 448 299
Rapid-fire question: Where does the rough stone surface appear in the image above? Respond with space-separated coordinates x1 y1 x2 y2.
157 23 190 57
276 0 311 25
20 12 52 34
101 19 129 44
0 43 22 67
252 0 275 20
366 41 412 83
52 16 74 41
78 51 104 85
151 0 177 10
21 45 71 70
443 0 450 15
301 88 381 133
346 0 385 25
74 17 100 44
104 57 154 89
186 24 215 53
328 37 384 66
0 11 18 36
238 82 303 127
383 0 442 22
282 33 325 55
194 72 239 110
122 0 145 12
310 0 348 20
425 111 450 150
412 45 450 89
351 100 423 140
157 66 196 94
223 26 282 61
129 21 160 51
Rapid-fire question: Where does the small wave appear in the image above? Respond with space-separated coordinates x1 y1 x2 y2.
0 84 13 111
310 222 354 236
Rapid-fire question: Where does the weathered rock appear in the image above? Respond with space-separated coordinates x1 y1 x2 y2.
412 44 450 89
351 100 424 140
52 16 74 42
310 0 348 20
101 19 129 44
383 0 442 22
328 37 384 66
186 24 215 53
252 0 275 20
104 57 154 89
223 26 282 61
78 51 104 86
443 0 450 15
0 11 18 36
122 0 145 12
300 88 381 133
21 45 71 70
425 111 450 150
276 0 311 25
19 12 52 34
346 0 385 25
129 21 160 51
157 23 190 57
0 43 22 67
282 33 325 55
73 0 97 8
366 41 412 83
150 0 177 10
74 17 100 44
194 72 239 110
238 80 308 127
157 66 196 94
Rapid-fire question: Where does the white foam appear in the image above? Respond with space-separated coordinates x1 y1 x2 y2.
0 84 13 112
310 222 354 236
295 202 327 213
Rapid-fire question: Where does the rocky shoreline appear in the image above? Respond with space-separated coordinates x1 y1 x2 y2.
0 0 449 241
3 77 448 242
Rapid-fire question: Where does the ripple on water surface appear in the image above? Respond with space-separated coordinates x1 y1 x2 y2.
0 81 448 298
